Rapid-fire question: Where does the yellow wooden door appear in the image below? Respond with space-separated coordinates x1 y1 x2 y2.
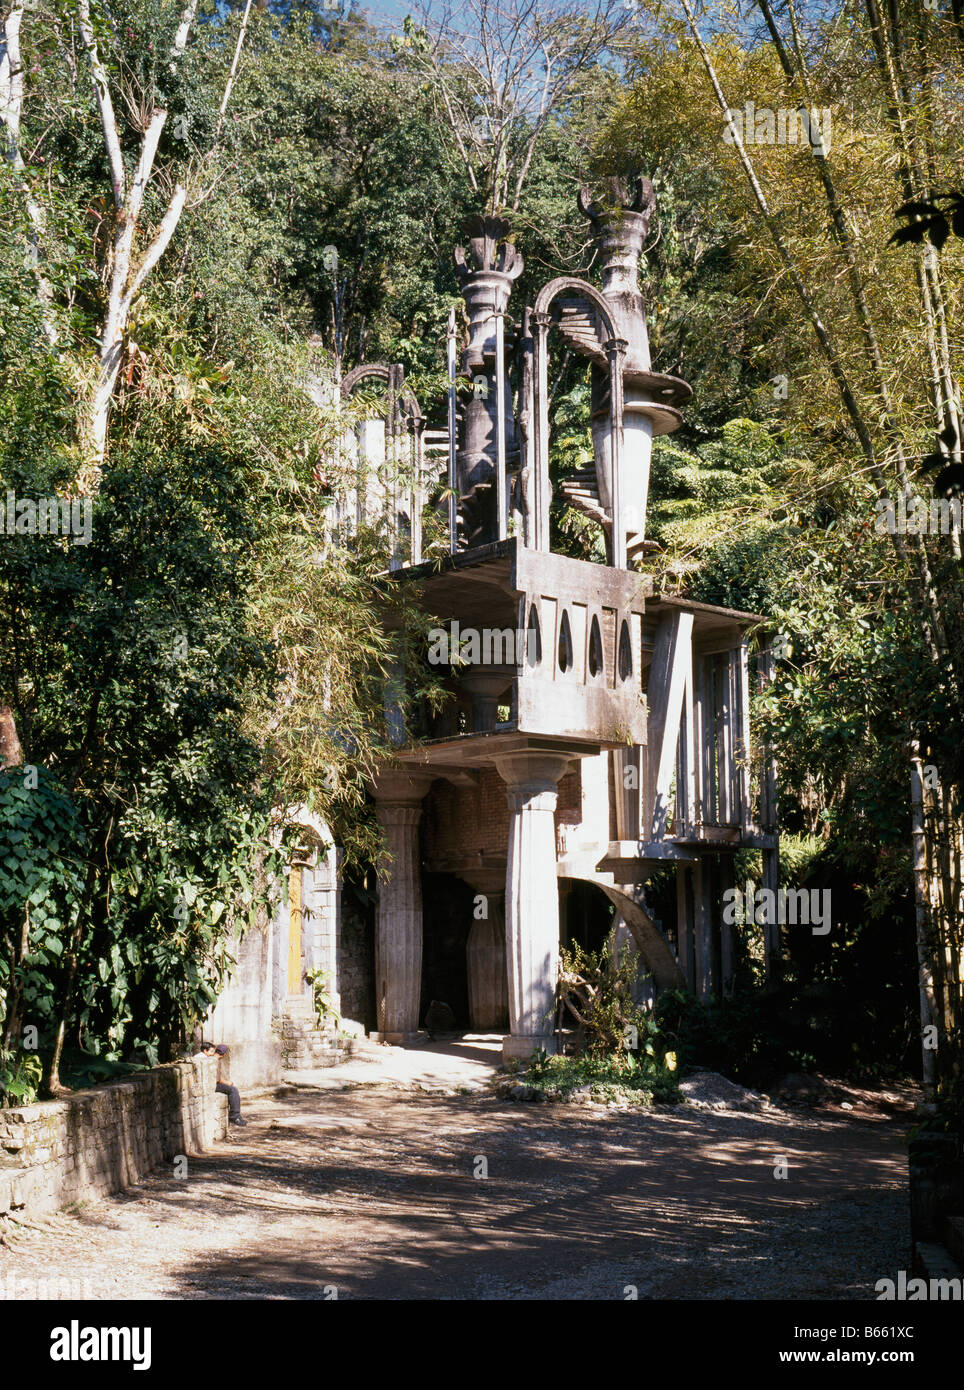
288 865 303 993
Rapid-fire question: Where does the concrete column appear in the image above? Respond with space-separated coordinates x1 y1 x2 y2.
371 771 434 1042
495 751 570 1062
718 854 736 998
308 844 342 1017
675 863 694 989
692 857 713 1001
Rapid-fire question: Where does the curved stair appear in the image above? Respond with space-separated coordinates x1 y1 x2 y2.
558 467 658 560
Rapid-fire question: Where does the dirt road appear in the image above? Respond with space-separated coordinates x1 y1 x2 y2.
0 1072 911 1301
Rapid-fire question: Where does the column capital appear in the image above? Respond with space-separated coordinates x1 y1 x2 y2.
506 788 557 814
494 751 571 799
369 767 435 806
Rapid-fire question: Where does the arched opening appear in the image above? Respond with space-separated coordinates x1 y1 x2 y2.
617 618 633 681
340 869 377 1032
557 608 574 674
588 613 604 678
561 878 615 956
526 603 542 666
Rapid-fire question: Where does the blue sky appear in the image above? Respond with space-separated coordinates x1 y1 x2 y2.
356 1 466 30
357 0 413 26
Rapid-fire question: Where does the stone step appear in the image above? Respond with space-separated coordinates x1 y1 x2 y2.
555 316 606 359
913 1239 963 1282
283 997 316 1018
945 1215 964 1268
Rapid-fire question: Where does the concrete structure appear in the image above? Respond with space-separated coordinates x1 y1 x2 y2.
209 173 779 1070
347 175 779 1063
203 811 349 1082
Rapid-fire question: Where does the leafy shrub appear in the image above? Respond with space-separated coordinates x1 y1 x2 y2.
0 1048 42 1107
558 940 651 1057
305 968 340 1030
519 1049 680 1105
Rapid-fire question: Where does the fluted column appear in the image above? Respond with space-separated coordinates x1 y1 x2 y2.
495 752 570 1062
372 771 433 1042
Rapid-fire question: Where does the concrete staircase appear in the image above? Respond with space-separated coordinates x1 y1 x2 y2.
273 996 383 1071
557 467 657 562
555 297 608 363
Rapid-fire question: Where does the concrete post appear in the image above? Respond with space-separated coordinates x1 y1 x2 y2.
495 751 571 1062
371 771 434 1042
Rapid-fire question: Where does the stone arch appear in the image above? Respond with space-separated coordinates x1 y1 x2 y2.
527 277 628 564
340 363 422 422
560 875 685 993
533 275 621 342
597 883 685 992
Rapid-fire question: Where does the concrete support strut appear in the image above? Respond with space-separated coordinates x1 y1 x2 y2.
495 752 570 1062
372 771 433 1042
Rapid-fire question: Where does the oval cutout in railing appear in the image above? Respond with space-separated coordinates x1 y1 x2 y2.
526 604 542 666
588 614 603 678
617 619 633 681
558 609 574 674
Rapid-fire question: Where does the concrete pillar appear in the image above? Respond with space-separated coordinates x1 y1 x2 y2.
371 771 434 1042
692 858 713 1001
308 844 342 1018
495 751 570 1062
675 863 694 989
718 854 736 997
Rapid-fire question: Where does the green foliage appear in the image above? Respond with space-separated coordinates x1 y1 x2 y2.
520 1048 680 1106
550 940 681 1102
0 767 87 1047
58 1050 150 1091
0 1048 43 1107
559 939 653 1057
305 968 340 1030
0 3 457 1072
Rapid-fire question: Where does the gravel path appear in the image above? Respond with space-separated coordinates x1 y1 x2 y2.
0 1073 912 1301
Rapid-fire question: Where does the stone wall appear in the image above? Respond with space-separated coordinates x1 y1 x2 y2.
204 919 283 1090
0 1055 227 1220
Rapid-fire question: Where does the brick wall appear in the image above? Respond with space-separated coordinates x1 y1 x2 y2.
423 765 586 860
0 1055 227 1220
